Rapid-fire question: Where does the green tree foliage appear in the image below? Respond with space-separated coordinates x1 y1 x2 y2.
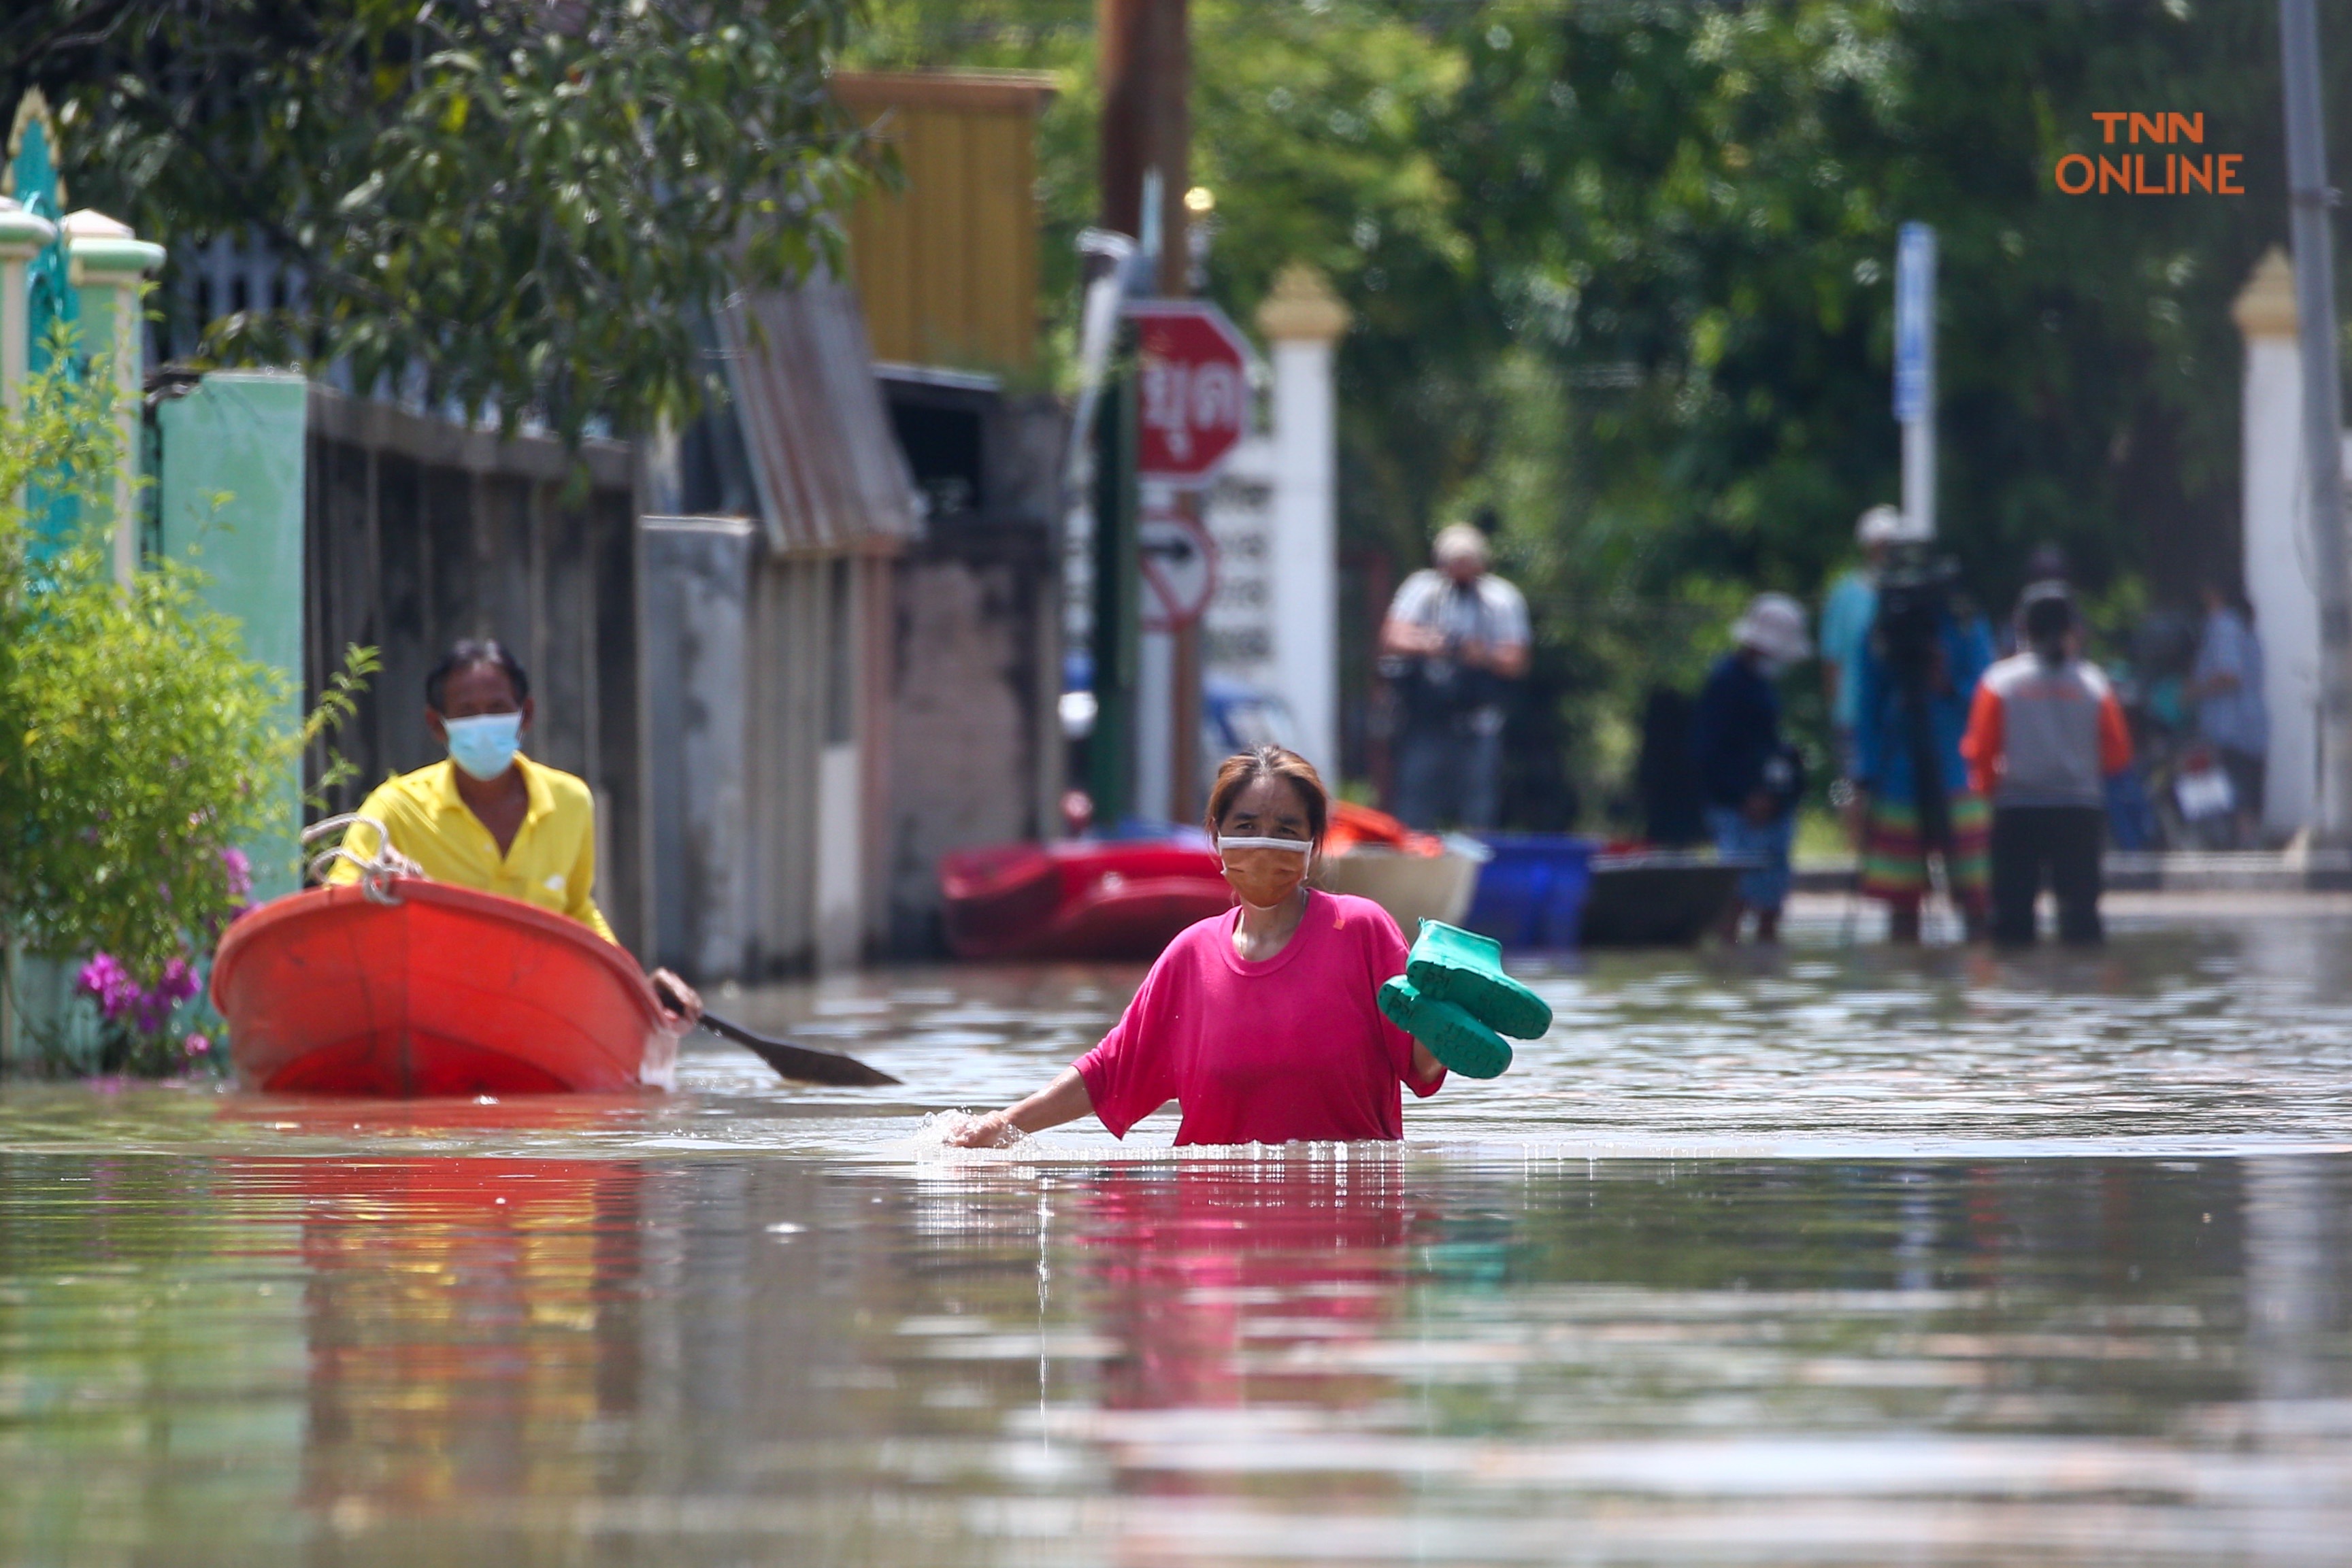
0 355 365 1029
844 1 2345 818
5 0 874 444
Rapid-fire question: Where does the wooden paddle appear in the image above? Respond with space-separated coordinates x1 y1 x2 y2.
654 981 902 1087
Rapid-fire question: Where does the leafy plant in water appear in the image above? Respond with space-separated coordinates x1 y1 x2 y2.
0 340 374 1074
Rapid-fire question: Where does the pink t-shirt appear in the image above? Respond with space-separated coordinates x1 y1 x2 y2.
1075 890 1444 1146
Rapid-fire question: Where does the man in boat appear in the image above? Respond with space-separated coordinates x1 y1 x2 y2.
332 638 703 1026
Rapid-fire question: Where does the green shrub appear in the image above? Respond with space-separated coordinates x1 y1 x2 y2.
0 348 369 1073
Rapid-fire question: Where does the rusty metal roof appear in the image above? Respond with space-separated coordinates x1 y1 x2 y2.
713 274 919 554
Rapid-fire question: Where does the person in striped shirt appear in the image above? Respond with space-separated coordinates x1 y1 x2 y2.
1959 584 2134 946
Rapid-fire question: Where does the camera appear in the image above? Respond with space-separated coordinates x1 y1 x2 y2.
1871 545 1959 686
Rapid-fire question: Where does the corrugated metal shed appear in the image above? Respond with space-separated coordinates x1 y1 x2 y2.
713 274 921 554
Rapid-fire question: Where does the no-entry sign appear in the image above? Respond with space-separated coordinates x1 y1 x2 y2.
1138 504 1219 633
1127 300 1252 486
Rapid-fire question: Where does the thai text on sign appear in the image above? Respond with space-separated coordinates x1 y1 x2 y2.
1126 301 1254 485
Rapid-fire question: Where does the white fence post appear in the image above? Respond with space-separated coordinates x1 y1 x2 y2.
0 197 56 409
62 209 165 583
1253 265 1350 778
2236 248 2322 837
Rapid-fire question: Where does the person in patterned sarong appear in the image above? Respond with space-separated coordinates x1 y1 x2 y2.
1850 588 1994 943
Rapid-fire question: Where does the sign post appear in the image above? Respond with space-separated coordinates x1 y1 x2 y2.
1123 298 1250 818
1894 222 1936 541
1138 503 1218 633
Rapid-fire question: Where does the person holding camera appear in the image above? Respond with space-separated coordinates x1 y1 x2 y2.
1961 584 2133 946
1850 561 1995 943
1693 594 1812 944
1379 522 1529 830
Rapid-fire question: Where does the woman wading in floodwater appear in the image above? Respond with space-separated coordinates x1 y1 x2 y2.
942 746 1446 1148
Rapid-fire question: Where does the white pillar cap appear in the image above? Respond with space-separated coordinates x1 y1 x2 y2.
62 207 165 279
1255 263 1351 344
2234 247 2296 339
0 195 56 259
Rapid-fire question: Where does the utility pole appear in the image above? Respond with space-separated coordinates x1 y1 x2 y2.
2281 0 2352 841
1097 0 1198 822
1098 0 1189 297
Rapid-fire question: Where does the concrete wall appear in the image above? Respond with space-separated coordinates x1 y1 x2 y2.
881 386 1063 953
887 527 1059 950
643 523 895 979
644 518 757 980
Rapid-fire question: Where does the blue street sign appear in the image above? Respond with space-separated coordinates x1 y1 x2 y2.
1893 222 1934 424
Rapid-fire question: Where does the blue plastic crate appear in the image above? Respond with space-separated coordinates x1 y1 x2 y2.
1460 834 1597 949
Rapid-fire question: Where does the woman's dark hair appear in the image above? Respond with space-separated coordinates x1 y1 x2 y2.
1204 745 1329 843
425 638 530 712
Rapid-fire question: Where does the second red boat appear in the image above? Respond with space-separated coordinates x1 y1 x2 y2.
939 837 1235 961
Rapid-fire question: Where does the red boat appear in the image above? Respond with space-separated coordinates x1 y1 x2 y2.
940 837 1234 961
211 880 677 1097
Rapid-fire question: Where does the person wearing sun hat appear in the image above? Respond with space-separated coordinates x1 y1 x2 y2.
1692 593 1812 943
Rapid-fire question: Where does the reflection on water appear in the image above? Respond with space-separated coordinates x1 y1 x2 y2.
2 1151 2351 1563
1 915 2351 1561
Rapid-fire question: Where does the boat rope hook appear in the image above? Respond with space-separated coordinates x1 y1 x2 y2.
301 815 422 904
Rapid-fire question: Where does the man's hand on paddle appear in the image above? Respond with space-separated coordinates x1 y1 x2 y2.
650 968 703 1027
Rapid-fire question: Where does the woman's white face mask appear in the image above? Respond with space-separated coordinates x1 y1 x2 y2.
1217 835 1314 911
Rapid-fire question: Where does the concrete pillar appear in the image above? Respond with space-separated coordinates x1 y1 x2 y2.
0 197 57 407
62 209 165 584
2235 248 2323 835
640 516 757 979
156 372 310 901
813 556 865 973
1254 264 1349 778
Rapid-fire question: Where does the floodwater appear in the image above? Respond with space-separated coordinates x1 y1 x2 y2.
4 903 2352 1564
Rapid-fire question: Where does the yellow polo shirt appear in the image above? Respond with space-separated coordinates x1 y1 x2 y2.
329 754 616 943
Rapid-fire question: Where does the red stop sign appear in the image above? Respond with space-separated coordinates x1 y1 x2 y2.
1126 300 1252 484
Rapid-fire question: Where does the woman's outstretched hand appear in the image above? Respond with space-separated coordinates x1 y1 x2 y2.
936 1069 1095 1148
938 1110 1019 1148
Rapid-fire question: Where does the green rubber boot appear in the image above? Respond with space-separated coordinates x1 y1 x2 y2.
1378 975 1514 1080
1404 919 1553 1040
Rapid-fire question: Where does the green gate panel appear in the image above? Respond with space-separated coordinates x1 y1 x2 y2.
156 372 309 902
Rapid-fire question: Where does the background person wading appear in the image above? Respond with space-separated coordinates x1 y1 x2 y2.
1961 585 2133 946
1693 594 1811 944
1850 553 1995 943
2188 581 2268 848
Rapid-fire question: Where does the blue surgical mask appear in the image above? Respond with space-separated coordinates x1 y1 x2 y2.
444 712 523 781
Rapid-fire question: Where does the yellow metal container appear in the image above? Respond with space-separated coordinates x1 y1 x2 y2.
832 71 1056 374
